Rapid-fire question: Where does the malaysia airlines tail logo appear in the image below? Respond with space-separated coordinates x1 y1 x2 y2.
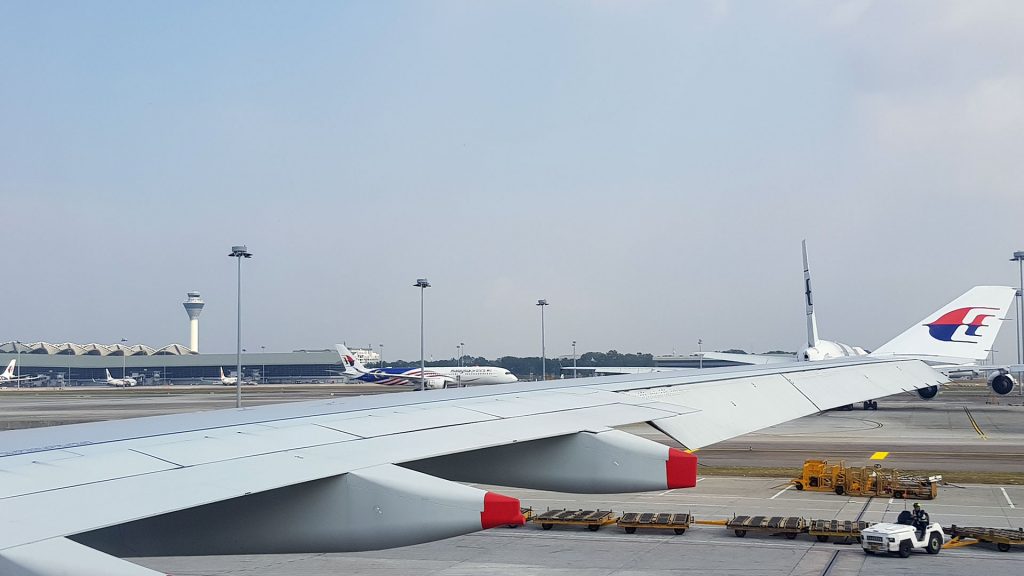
926 307 999 343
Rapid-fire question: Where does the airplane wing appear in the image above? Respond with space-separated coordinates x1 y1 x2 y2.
0 355 945 575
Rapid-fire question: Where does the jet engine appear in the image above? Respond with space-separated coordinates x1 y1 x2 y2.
422 376 448 390
917 385 939 399
988 370 1017 395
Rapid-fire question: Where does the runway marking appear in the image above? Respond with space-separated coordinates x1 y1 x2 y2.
869 451 889 460
964 407 987 439
659 477 706 495
1001 487 1016 509
770 486 792 500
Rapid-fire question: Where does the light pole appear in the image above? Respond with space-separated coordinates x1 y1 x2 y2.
229 245 252 408
537 299 549 380
460 342 465 366
1012 251 1024 395
572 340 577 378
698 338 704 370
14 340 20 388
261 345 266 384
379 343 384 368
414 278 431 390
120 337 128 379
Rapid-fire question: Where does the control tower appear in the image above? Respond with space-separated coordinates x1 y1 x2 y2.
182 292 205 352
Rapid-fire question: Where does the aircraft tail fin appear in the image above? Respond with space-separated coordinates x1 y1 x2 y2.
105 369 112 380
220 367 225 379
802 240 819 348
872 286 1017 364
2 359 14 379
335 344 368 376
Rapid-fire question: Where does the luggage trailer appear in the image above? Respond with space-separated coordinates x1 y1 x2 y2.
948 526 1024 552
616 512 692 535
533 509 618 532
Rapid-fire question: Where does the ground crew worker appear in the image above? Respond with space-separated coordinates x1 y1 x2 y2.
912 502 929 533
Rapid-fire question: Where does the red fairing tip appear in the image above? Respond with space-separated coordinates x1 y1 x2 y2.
666 448 698 489
480 492 524 529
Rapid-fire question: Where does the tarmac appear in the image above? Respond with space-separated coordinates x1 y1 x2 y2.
2 383 1023 574
138 477 1024 575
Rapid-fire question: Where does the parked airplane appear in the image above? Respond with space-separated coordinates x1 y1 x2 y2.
0 286 1014 575
0 360 44 386
103 369 137 387
336 345 517 388
217 367 256 386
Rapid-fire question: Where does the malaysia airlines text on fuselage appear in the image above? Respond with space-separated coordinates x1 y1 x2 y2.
356 367 517 386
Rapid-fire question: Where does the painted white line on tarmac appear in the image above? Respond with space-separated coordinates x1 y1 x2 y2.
770 486 792 500
1001 487 1016 509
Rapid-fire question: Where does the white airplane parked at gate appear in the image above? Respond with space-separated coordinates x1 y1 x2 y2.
104 369 137 387
217 367 256 386
336 345 518 388
0 283 1016 576
0 360 44 386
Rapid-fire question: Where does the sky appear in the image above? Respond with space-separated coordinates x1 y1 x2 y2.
1 1 1023 362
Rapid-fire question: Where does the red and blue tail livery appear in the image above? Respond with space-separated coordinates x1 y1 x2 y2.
925 307 999 343
872 286 1016 363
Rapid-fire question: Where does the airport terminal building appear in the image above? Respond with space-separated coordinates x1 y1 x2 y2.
0 341 348 386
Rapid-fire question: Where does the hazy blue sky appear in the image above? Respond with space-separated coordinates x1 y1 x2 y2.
2 1 1023 362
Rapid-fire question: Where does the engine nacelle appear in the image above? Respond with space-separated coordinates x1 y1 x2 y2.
988 371 1017 395
73 464 523 556
422 376 448 390
917 385 939 399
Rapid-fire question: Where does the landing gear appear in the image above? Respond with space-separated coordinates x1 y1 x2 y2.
862 400 878 410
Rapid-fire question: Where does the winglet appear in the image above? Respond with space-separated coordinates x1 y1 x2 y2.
872 286 1017 364
802 240 819 348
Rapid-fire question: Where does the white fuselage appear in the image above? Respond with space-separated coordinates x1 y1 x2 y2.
798 339 869 362
360 366 518 387
107 376 137 387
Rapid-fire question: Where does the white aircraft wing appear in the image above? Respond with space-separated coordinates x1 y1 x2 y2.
0 356 945 574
